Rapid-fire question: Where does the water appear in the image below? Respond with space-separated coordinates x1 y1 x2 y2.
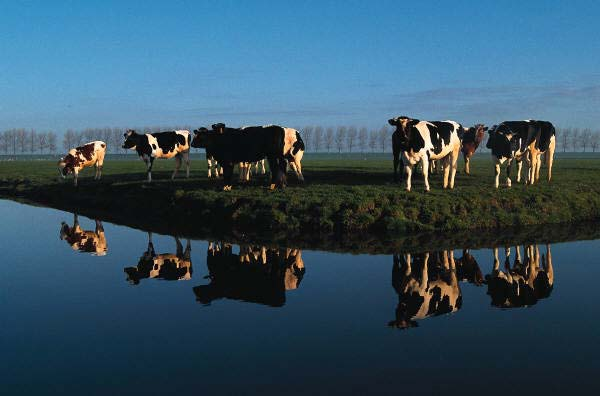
1 199 600 395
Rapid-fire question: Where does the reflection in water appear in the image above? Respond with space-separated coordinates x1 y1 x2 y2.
390 245 555 329
193 242 305 307
389 251 463 329
59 213 107 256
486 245 554 308
124 232 192 285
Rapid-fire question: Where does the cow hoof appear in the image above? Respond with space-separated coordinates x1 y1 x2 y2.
269 183 276 190
222 185 232 191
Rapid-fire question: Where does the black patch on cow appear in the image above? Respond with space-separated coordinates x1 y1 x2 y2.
152 131 186 154
532 121 555 152
405 126 425 152
292 131 305 155
430 121 453 155
77 143 96 161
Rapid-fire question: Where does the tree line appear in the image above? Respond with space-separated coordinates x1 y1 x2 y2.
0 125 599 155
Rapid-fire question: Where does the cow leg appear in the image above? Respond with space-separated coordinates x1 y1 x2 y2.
207 158 213 178
293 160 304 182
464 153 470 175
172 154 182 180
422 156 432 191
449 147 459 189
393 150 400 182
221 163 234 190
278 158 288 188
546 138 555 182
73 169 79 186
267 157 278 189
529 150 537 185
442 157 450 189
516 160 523 183
260 159 266 174
494 160 501 189
506 159 512 188
183 151 190 178
404 163 414 192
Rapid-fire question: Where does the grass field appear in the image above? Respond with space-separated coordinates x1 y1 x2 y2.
1 153 600 249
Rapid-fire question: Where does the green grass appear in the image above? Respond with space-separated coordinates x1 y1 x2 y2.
1 153 600 247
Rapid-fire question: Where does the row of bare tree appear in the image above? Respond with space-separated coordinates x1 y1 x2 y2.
0 125 599 155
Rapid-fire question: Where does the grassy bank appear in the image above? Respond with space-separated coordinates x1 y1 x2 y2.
1 154 599 244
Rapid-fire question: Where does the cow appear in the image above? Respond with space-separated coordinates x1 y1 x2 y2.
124 232 192 285
486 120 556 188
59 213 107 256
58 141 106 186
122 129 191 182
461 124 487 175
191 123 303 190
206 148 223 179
486 245 554 308
388 116 463 191
388 251 462 329
193 242 305 307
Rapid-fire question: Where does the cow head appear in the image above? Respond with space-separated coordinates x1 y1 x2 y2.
211 123 226 134
388 116 420 147
191 127 210 148
473 124 488 144
57 156 75 177
122 129 139 150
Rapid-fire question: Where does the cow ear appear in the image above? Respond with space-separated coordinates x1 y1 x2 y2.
408 119 420 126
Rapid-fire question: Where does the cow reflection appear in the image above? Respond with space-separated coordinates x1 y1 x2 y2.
389 251 462 329
193 242 305 307
60 213 107 256
486 244 554 308
124 232 192 285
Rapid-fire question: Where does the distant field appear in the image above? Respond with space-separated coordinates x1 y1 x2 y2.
1 154 599 245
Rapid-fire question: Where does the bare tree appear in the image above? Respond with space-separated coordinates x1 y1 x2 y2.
63 129 77 151
368 129 377 152
0 131 7 154
571 128 580 152
346 126 357 153
325 127 334 152
29 129 36 153
378 126 389 153
17 129 27 153
36 131 47 153
313 126 323 153
581 128 592 152
47 132 57 154
302 126 313 152
358 127 368 153
335 126 346 153
560 127 571 152
590 131 600 153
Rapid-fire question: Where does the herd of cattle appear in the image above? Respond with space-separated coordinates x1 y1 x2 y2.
57 117 555 191
59 214 554 327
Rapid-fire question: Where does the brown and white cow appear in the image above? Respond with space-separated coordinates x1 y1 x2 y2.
58 141 106 186
59 214 107 256
122 129 191 182
461 124 487 175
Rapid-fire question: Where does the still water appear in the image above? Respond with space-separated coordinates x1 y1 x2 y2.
1 199 600 395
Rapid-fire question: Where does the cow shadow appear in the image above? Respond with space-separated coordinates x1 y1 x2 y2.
193 242 305 307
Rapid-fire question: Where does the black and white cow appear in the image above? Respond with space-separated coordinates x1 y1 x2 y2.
191 123 304 190
486 245 554 308
122 129 191 182
388 251 462 329
58 141 106 186
193 242 305 307
486 120 556 188
124 232 192 285
388 116 463 191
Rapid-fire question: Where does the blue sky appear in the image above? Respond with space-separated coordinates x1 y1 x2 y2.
1 0 599 131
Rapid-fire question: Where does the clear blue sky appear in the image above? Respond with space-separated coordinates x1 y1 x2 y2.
1 0 599 132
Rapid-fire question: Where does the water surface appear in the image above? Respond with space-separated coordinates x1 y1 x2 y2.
1 199 599 395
